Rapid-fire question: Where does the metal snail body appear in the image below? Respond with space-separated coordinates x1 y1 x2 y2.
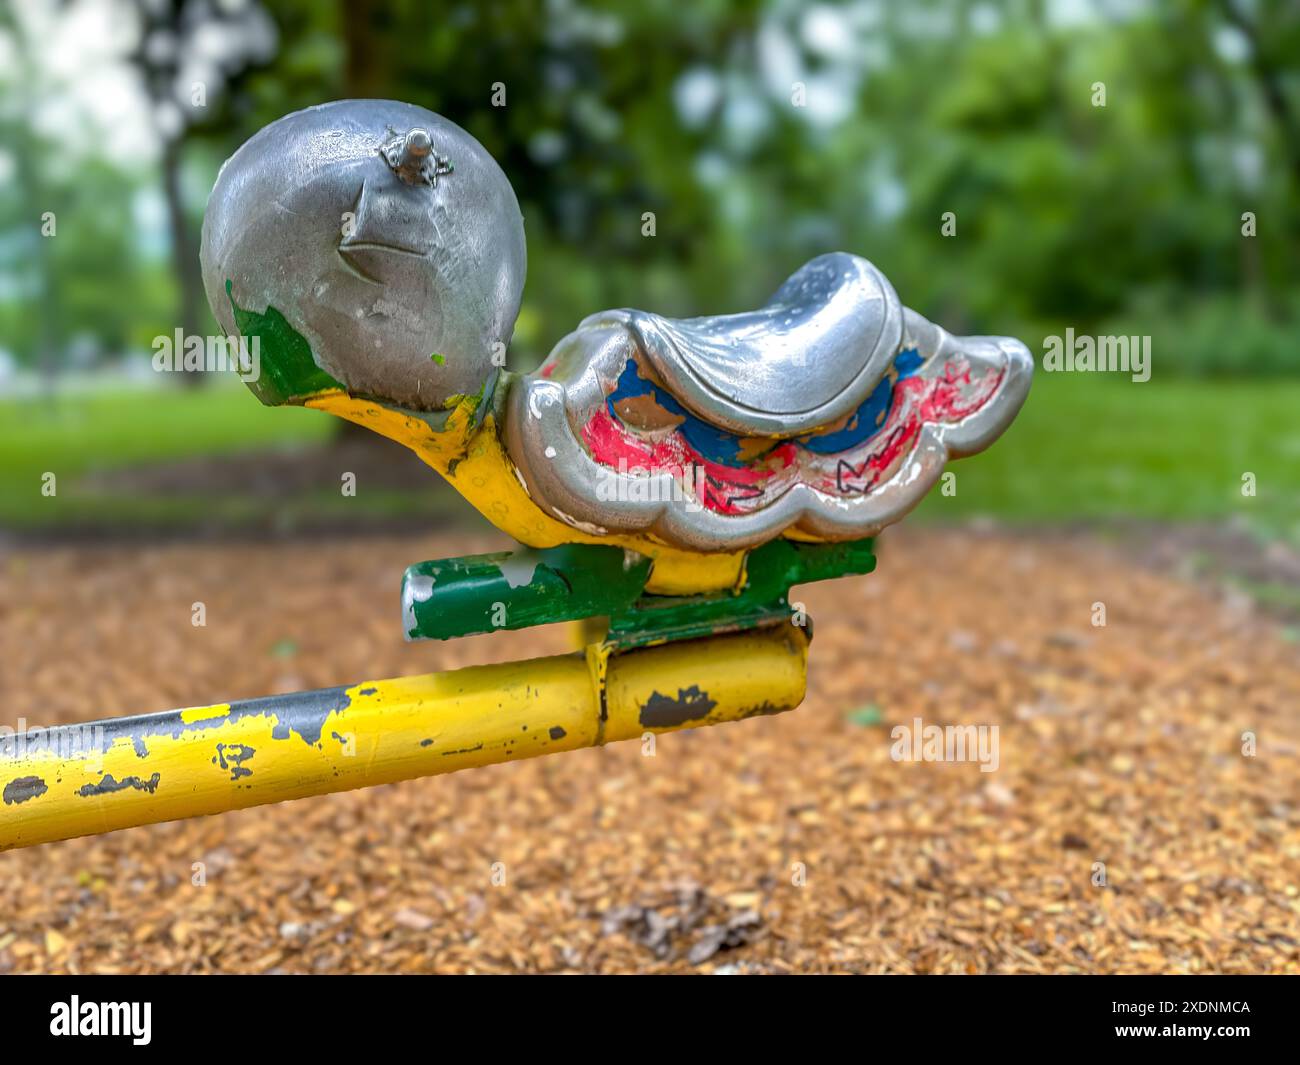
200 100 1032 559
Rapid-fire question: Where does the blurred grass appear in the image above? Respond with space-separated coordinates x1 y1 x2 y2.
1 374 1297 536
915 374 1300 537
0 379 333 531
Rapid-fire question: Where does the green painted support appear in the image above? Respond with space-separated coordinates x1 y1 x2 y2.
402 538 876 647
402 544 652 641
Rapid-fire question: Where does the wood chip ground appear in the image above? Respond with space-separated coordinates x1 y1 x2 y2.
1 529 1296 973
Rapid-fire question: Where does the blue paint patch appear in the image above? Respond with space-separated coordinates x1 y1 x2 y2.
607 359 757 465
797 348 924 455
607 347 925 463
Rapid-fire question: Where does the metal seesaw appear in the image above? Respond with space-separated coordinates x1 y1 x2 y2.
0 101 1031 851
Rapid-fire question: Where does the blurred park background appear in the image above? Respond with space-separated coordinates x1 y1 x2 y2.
0 0 1296 544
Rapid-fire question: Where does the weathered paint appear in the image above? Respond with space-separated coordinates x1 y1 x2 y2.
0 625 808 851
603 536 875 650
225 281 345 405
605 625 806 741
402 543 652 641
638 686 719 729
2 776 47 805
77 773 161 797
403 536 874 645
580 346 1004 512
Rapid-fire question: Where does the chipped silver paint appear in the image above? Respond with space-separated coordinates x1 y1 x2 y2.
497 551 543 590
402 572 437 635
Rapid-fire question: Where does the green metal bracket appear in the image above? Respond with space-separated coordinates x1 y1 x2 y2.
402 543 651 641
402 538 876 648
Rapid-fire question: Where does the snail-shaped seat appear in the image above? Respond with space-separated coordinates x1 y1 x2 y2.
586 253 902 439
505 252 1033 552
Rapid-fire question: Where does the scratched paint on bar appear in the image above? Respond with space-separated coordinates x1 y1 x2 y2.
0 626 809 851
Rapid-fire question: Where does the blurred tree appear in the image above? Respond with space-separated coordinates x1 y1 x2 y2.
0 0 1295 383
0 2 62 390
124 0 277 382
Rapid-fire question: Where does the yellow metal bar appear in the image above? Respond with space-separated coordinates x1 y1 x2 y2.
0 625 807 851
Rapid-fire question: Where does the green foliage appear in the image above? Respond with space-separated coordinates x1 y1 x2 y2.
0 0 1297 536
3 0 1297 378
1106 292 1300 377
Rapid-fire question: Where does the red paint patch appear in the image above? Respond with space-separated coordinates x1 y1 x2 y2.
579 354 1005 513
581 407 792 514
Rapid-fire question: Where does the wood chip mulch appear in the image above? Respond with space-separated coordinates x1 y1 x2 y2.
1 528 1296 973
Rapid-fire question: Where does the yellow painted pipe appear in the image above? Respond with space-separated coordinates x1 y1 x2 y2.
0 624 808 851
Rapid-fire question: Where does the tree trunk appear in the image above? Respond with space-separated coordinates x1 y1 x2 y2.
162 136 205 388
